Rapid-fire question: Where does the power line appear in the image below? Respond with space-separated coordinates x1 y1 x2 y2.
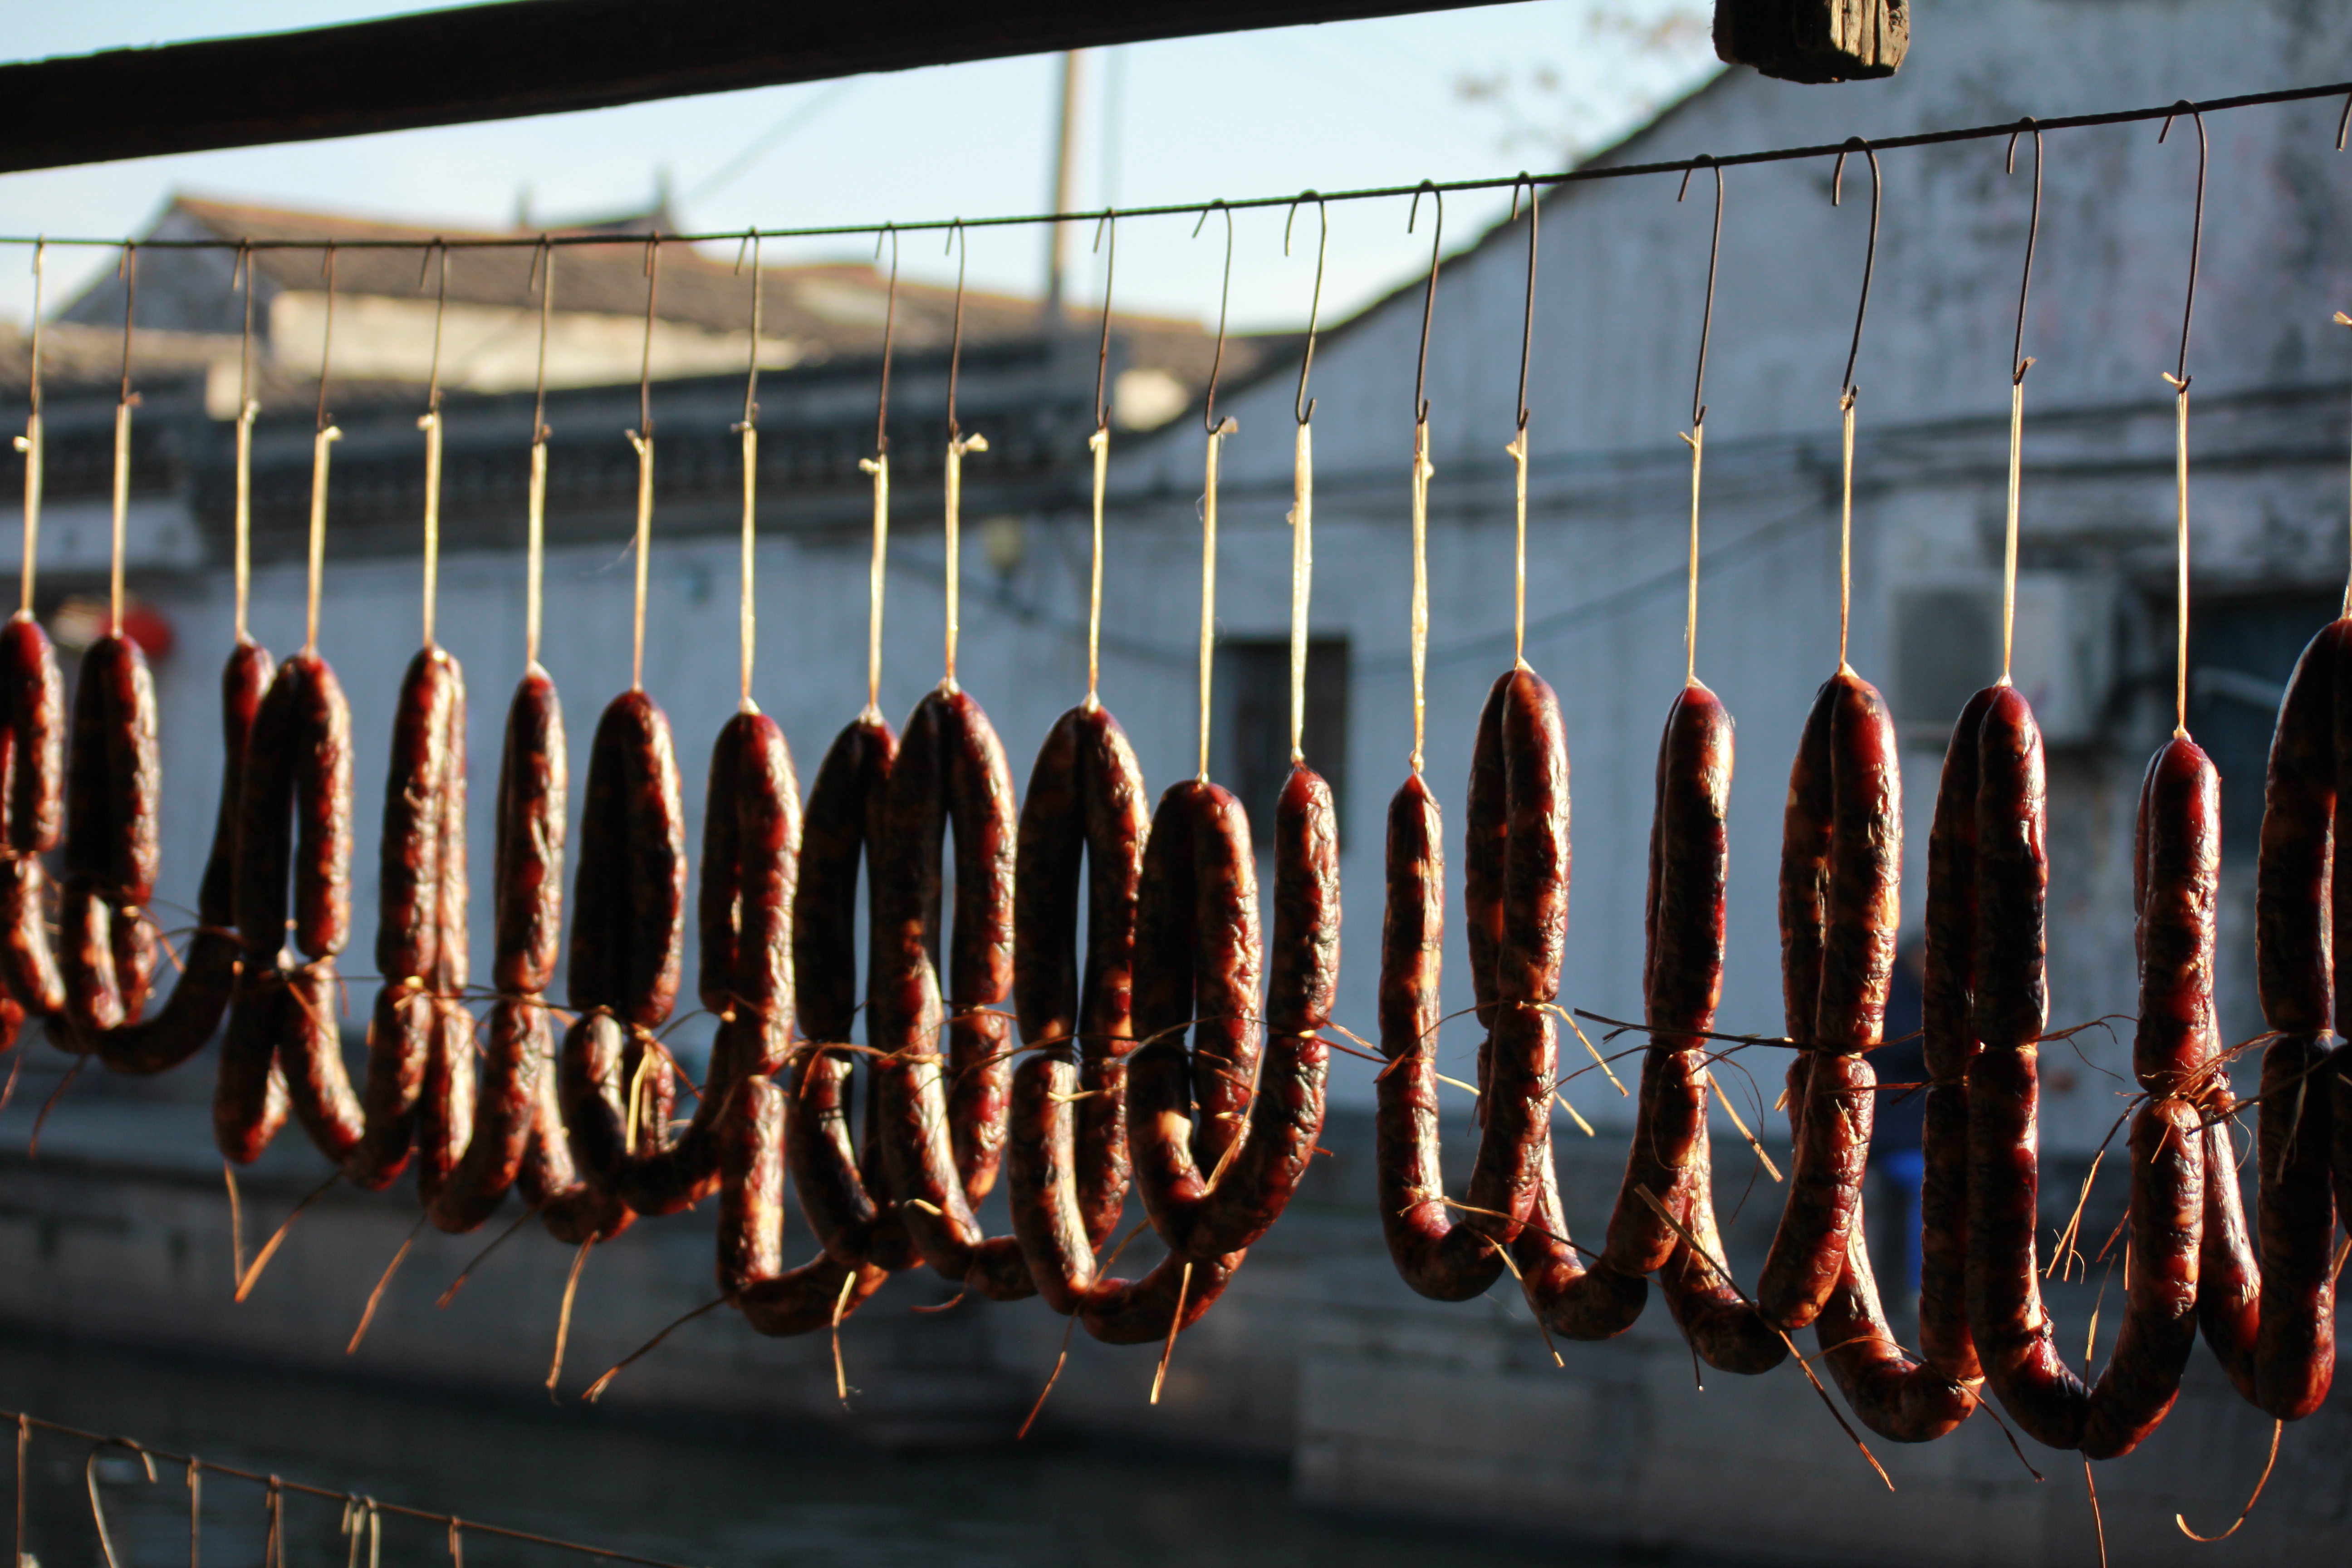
2 79 2347 253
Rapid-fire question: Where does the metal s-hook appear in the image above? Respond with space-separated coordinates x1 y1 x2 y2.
1510 174 1539 436
86 1438 157 1568
1676 155 1723 428
1999 119 2045 684
186 1457 201 1568
1091 211 1117 432
1675 156 1724 686
736 229 763 430
1285 191 1328 424
1194 201 1236 436
2159 101 2207 391
1830 137 1882 404
858 224 899 718
1407 181 1443 423
941 219 986 686
627 233 662 691
2005 119 2043 385
2158 100 2208 738
944 219 973 443
635 234 661 442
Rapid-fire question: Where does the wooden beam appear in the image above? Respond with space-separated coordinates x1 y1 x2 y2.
1714 0 1908 85
0 0 1505 175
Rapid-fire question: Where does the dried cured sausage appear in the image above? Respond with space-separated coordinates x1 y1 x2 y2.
871 686 1032 1299
1967 698 2205 1458
1007 702 1149 1314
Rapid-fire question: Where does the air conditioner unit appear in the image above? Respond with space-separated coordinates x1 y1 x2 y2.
1892 573 2116 745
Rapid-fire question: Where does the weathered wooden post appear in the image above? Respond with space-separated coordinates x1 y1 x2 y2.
1715 0 1908 83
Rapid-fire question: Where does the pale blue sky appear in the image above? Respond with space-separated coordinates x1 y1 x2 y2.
0 1 1720 333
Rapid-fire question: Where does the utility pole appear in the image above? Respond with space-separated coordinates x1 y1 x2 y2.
1043 49 1083 333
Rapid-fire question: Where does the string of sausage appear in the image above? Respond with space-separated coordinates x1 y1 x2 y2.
713 708 890 1332
44 636 267 1081
1094 760 1339 1344
1965 690 2206 1457
1765 670 1975 1442
1006 702 1149 1316
0 614 64 1049
214 651 348 1167
253 647 464 1189
549 689 693 1236
784 713 916 1280
869 686 1033 1300
423 666 623 1242
2218 617 2344 1420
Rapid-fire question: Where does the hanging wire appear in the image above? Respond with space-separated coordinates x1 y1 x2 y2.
857 225 898 720
8 78 2340 257
1085 210 1115 708
524 235 554 671
2159 101 2208 737
1676 156 1723 687
2001 119 2043 683
111 241 139 637
734 229 763 710
1406 182 1441 774
233 239 258 646
941 220 987 688
304 242 343 657
1285 191 1328 765
418 240 449 647
1193 201 1238 784
15 240 43 617
12 1411 697 1568
1830 137 1882 673
1506 176 1538 671
627 234 661 691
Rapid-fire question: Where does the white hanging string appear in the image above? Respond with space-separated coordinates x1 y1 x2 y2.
857 230 898 723
1288 420 1312 764
1409 417 1431 775
1198 416 1235 784
15 241 42 618
942 428 985 687
735 231 764 713
418 243 448 649
234 241 257 647
304 245 343 658
1505 425 1527 672
1085 426 1107 708
112 244 138 638
1681 420 1703 686
525 239 553 671
627 239 660 693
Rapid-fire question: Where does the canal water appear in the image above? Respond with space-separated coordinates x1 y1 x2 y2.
0 1334 1628 1568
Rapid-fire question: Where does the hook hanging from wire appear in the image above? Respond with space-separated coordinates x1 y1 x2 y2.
2005 120 2043 386
524 234 554 671
627 234 662 691
1085 211 1117 706
858 225 899 719
1999 119 2043 684
418 239 450 647
1196 200 1236 436
1505 176 1539 672
1830 137 1881 403
1828 138 1880 672
111 241 139 637
2159 100 2208 738
231 238 257 645
2159 101 2207 391
16 239 44 617
1406 181 1443 768
1676 156 1723 428
734 229 764 710
1285 191 1328 424
1675 156 1723 686
941 219 987 686
1408 181 1443 423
